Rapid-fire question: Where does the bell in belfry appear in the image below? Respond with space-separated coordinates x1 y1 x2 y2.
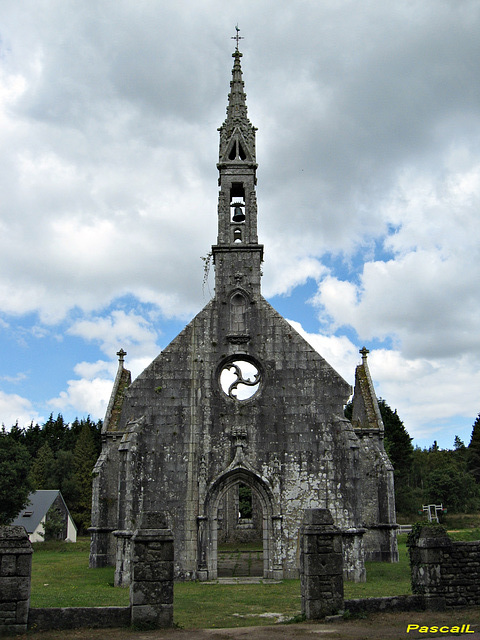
232 206 245 222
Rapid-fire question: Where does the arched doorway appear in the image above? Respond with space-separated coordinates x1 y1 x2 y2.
217 481 263 577
198 468 281 580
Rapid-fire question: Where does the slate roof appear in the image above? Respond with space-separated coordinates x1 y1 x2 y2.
11 490 74 535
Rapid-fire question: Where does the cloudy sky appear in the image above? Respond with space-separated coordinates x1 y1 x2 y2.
1 0 479 449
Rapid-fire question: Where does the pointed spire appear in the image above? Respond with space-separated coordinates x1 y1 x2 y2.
225 50 248 124
218 32 256 165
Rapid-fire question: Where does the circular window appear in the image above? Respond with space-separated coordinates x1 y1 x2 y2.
219 358 261 401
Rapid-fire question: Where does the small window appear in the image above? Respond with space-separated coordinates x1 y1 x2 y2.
233 228 242 243
230 293 246 332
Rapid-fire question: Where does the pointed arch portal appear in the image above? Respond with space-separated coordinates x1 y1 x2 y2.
197 468 283 580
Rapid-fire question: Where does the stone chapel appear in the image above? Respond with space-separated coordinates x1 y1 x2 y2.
89 44 398 584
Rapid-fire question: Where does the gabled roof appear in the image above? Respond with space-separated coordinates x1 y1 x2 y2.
11 490 75 535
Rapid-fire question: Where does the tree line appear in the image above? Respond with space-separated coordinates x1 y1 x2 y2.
2 405 480 532
345 401 480 516
0 414 101 533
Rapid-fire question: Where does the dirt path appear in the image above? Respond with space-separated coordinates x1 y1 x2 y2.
15 609 480 640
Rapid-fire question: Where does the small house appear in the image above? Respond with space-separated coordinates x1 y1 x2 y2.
12 490 77 543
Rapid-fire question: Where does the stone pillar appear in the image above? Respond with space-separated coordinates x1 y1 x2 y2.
130 512 174 628
300 509 344 619
342 528 366 582
89 526 115 569
196 516 208 582
409 525 451 611
0 526 33 635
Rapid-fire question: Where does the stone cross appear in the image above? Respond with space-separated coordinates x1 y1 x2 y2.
360 346 369 363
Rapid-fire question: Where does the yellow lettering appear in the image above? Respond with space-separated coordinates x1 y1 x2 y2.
429 627 438 633
450 627 460 633
466 625 474 634
407 625 419 633
439 627 449 633
420 627 429 633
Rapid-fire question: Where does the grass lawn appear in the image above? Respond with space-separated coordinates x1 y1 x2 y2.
29 535 418 629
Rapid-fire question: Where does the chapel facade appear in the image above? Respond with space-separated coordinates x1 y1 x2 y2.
89 45 398 583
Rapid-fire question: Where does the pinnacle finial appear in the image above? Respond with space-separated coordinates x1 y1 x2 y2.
360 346 369 363
117 348 127 365
231 25 244 52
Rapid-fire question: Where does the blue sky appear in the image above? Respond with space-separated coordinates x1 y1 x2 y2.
1 0 480 450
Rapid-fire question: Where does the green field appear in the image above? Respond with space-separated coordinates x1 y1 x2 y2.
28 535 426 629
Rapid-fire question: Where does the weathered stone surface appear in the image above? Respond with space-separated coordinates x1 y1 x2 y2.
89 44 397 586
0 526 32 635
302 509 334 526
28 607 131 630
130 580 173 606
129 516 174 628
300 509 344 619
131 561 174 582
130 604 173 628
410 528 480 609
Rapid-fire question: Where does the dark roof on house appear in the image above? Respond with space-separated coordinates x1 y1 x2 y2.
11 490 74 535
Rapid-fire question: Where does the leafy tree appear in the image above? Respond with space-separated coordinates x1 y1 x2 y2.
238 483 253 519
424 466 480 513
468 413 480 483
0 430 32 525
40 505 65 541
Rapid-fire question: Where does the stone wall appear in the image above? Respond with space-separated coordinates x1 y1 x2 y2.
410 525 480 610
0 526 32 635
1 517 174 634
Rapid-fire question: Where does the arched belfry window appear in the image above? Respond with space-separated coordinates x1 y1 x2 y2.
230 292 247 333
230 183 245 224
228 139 247 161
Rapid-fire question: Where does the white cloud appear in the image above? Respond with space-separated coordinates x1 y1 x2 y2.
48 376 113 419
284 321 479 446
68 310 160 362
1 0 480 445
0 390 42 429
286 319 358 385
313 160 480 360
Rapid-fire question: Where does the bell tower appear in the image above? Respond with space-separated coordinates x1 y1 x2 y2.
212 38 264 300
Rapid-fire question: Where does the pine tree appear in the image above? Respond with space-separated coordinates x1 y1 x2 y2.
29 443 56 489
71 424 98 532
468 413 480 483
0 430 32 524
378 399 414 480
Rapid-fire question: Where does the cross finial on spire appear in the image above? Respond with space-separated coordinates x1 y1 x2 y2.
117 348 127 365
231 25 244 52
360 346 369 363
